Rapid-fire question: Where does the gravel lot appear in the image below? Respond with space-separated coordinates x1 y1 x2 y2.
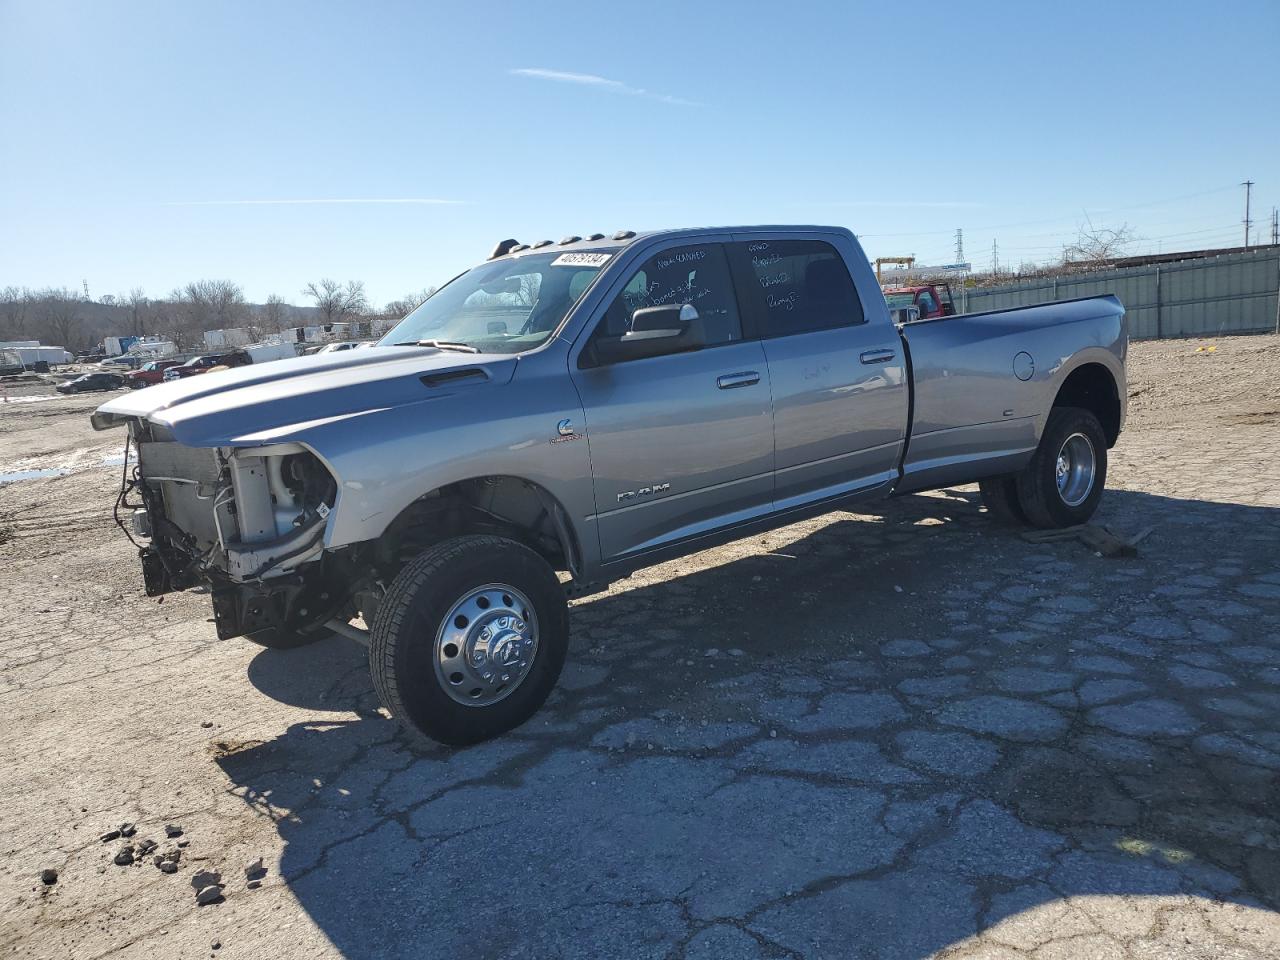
1 334 1278 960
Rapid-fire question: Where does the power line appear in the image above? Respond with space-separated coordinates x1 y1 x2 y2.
859 183 1240 239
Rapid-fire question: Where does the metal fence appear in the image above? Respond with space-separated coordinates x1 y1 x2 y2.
959 246 1280 340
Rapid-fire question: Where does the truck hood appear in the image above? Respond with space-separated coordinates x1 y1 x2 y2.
91 346 518 446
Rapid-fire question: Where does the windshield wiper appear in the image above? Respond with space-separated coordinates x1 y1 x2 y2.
391 339 480 353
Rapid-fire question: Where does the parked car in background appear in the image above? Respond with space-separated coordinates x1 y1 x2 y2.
162 342 298 382
100 355 143 371
315 341 363 355
57 372 127 394
93 224 1126 747
125 359 184 388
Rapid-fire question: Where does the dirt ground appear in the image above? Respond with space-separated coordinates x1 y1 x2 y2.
1 334 1278 960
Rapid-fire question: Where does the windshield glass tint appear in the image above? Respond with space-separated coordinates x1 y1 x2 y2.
381 252 609 354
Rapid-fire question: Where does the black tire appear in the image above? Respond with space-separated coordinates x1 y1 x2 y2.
1015 406 1108 529
245 626 331 649
978 476 1026 525
369 535 568 747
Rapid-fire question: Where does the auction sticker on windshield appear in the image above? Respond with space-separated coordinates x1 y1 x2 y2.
552 252 611 267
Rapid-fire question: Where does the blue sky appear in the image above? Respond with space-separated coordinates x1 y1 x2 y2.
2 0 1277 306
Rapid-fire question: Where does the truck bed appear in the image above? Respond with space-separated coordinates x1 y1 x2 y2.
896 295 1126 493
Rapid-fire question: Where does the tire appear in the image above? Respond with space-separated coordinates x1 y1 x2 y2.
245 626 331 649
1015 406 1108 529
979 476 1026 525
369 535 568 747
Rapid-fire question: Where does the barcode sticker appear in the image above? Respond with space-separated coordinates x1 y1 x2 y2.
551 252 612 268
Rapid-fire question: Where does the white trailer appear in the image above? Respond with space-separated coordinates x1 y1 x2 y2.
4 345 74 368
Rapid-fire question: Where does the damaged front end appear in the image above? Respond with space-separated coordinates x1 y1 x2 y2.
118 419 351 641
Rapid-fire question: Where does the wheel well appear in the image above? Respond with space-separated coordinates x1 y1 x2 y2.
1053 363 1120 447
374 476 580 578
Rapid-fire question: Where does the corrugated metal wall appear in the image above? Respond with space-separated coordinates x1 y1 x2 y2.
959 247 1280 340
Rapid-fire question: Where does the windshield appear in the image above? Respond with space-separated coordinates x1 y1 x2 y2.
380 251 609 354
884 292 915 309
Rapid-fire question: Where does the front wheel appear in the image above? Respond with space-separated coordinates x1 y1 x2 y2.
369 535 569 747
1015 406 1108 529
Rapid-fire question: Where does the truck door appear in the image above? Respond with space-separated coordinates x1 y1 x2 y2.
569 241 774 563
916 288 940 318
729 237 908 510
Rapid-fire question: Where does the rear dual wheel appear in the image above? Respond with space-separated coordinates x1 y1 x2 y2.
981 406 1107 529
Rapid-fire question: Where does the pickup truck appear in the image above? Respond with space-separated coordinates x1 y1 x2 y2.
125 359 184 388
884 282 956 319
91 225 1127 746
161 354 230 381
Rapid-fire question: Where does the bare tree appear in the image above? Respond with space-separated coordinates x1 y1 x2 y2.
31 288 85 349
123 287 150 336
303 279 368 325
0 286 32 339
381 286 437 321
149 296 191 349
1062 223 1136 264
182 279 246 329
262 294 289 331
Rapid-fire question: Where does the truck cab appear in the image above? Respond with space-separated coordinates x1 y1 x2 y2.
884 282 956 319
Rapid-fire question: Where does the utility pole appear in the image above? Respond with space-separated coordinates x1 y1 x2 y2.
954 228 965 264
82 279 90 301
1271 207 1278 245
991 239 999 275
1241 180 1254 248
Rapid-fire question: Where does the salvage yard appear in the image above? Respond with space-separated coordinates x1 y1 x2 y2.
1 333 1279 959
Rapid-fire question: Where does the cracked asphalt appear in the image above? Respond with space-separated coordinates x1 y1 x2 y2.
1 334 1279 959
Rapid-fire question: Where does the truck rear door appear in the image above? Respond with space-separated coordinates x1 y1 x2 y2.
728 236 908 510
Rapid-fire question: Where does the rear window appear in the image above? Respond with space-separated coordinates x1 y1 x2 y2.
734 239 864 337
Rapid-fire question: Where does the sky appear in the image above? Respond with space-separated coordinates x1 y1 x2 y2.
2 0 1278 307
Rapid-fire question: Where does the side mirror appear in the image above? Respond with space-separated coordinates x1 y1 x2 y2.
592 304 704 364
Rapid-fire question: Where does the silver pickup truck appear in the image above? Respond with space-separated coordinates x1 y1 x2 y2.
92 226 1126 745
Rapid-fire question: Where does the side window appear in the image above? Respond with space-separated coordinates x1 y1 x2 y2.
590 243 743 354
736 239 864 337
917 290 938 315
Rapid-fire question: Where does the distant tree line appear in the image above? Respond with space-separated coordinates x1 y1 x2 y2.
0 279 437 352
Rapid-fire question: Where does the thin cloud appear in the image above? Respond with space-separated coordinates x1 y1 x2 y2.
164 198 466 206
509 67 699 106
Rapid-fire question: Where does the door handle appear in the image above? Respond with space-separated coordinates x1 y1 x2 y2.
717 371 760 389
860 349 896 364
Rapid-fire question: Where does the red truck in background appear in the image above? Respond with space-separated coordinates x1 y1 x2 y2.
124 359 184 388
883 282 957 319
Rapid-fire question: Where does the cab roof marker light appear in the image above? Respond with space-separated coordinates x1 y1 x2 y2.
509 243 530 253
489 238 519 260
612 230 636 240
559 235 581 245
531 239 553 248
586 233 605 241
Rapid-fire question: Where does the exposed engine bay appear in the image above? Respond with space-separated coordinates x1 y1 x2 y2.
117 419 349 642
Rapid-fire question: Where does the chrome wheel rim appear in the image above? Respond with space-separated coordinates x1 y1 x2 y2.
1055 432 1096 507
434 584 539 707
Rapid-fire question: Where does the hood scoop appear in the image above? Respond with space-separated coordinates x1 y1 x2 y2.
420 368 489 389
